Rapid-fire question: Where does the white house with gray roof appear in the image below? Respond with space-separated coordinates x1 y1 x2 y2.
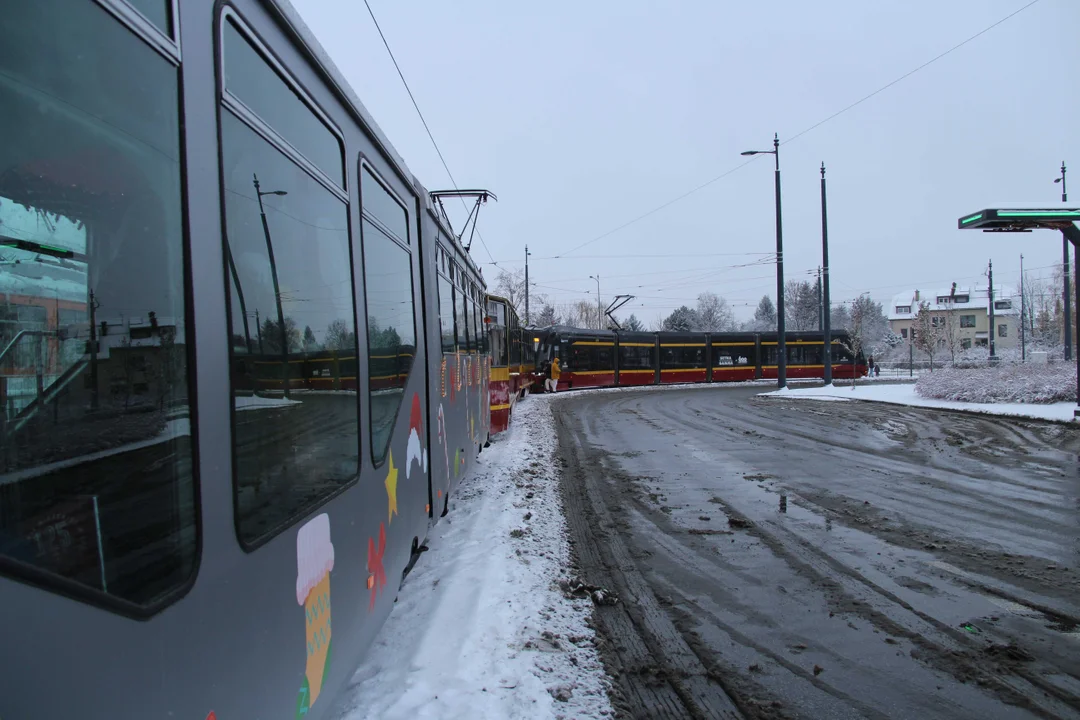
888 285 1019 350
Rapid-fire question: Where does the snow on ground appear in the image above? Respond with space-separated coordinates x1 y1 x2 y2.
332 395 613 720
234 394 301 411
760 382 1078 423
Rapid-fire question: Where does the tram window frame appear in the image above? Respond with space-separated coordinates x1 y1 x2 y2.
437 266 456 353
358 160 417 468
0 0 198 616
660 346 705 369
221 86 358 549
619 345 654 369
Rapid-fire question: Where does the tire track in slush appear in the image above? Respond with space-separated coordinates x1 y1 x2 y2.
553 387 1080 720
555 410 743 720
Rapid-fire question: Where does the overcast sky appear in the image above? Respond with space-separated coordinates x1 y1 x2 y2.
294 0 1079 324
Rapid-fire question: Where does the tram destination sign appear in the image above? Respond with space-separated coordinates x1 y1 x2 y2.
958 207 1080 232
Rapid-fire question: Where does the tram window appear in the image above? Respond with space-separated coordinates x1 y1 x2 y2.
360 163 408 244
472 300 481 354
764 345 779 365
786 346 804 364
222 17 343 186
437 272 456 353
568 344 594 371
510 331 522 366
619 346 653 369
360 169 415 466
455 286 468 351
802 344 823 365
222 108 356 543
596 346 614 369
128 0 172 36
661 347 705 368
0 0 195 608
489 314 507 367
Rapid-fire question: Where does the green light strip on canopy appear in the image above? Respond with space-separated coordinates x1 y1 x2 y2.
997 210 1080 218
960 213 983 225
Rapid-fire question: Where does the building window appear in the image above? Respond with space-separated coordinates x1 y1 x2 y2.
953 294 969 303
900 328 908 339
895 305 911 314
961 338 972 349
931 316 945 328
0 0 196 608
998 324 1007 338
360 166 415 466
994 300 1012 310
960 315 976 328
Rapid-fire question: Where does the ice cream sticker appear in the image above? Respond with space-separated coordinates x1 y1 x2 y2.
405 392 427 479
295 514 334 718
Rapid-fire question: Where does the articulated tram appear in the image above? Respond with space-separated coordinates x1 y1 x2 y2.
531 325 868 390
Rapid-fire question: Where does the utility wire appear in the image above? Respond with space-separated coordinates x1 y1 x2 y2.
552 0 1042 259
363 0 496 265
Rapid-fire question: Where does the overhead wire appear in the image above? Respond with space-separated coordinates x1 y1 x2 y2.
362 0 496 266
549 0 1043 259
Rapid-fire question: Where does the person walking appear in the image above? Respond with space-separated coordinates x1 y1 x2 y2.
545 356 561 393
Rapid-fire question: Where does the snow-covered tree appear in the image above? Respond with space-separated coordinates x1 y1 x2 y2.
752 294 777 331
662 305 699 331
533 303 559 327
622 313 645 332
695 292 736 332
912 300 942 369
784 280 819 331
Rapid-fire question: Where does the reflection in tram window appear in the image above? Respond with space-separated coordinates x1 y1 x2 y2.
221 31 356 543
437 266 456 353
360 169 415 465
0 0 194 606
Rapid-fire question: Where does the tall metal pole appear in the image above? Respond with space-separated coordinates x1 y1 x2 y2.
773 134 786 388
255 174 290 399
593 275 602 329
1020 254 1026 362
988 259 996 359
816 267 823 331
821 163 832 385
1060 162 1071 360
524 244 530 325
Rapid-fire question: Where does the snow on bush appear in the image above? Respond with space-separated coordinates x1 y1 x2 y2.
916 363 1076 404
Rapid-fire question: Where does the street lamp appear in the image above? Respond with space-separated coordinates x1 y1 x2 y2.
1056 162 1071 360
741 133 786 388
589 274 601 330
254 174 290 398
821 162 832 385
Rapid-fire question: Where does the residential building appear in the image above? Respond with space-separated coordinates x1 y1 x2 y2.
888 286 1019 351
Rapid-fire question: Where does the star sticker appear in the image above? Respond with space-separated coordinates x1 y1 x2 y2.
384 450 398 523
367 522 387 610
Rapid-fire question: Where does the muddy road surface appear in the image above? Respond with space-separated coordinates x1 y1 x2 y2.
553 386 1080 720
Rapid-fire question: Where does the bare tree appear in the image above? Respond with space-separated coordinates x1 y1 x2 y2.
494 268 548 318
696 292 736 332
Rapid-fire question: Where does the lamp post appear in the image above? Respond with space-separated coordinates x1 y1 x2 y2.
524 245 531 325
821 162 832 385
589 274 601 329
1056 162 1071 360
254 174 290 398
742 133 786 388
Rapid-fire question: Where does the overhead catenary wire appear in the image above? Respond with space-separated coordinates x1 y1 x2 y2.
550 0 1043 259
362 0 496 266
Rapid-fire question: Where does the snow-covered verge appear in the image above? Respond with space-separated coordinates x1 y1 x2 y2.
915 363 1076 404
331 396 613 720
760 383 1078 423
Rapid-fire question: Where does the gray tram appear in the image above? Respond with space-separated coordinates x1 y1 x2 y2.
0 0 491 718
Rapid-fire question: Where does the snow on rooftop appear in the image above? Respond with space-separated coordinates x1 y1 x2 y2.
887 285 1019 320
